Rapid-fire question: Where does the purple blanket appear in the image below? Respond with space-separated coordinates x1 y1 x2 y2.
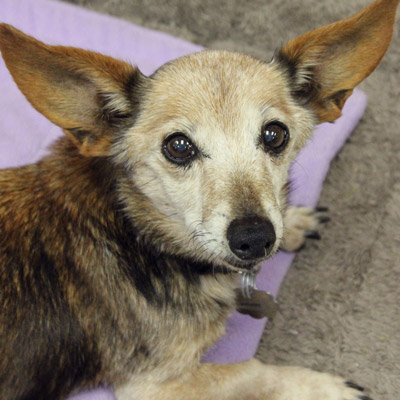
0 0 367 399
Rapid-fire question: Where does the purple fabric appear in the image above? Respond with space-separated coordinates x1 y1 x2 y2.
0 0 367 398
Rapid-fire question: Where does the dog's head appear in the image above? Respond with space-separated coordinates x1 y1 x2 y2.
0 0 398 271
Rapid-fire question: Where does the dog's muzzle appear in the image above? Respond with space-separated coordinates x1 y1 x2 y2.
227 216 276 261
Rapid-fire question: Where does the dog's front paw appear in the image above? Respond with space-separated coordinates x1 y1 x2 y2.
264 366 370 400
280 206 329 252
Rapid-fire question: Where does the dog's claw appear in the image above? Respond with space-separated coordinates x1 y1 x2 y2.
346 381 365 392
281 206 328 252
358 396 373 400
295 243 307 252
305 230 321 240
315 206 329 212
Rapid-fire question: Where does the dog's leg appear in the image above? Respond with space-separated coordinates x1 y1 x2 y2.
116 358 365 400
117 358 365 400
281 206 328 252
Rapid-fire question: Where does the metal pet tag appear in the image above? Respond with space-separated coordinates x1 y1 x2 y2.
235 270 278 320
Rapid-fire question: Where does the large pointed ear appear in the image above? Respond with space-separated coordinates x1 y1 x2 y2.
276 0 399 123
0 24 145 156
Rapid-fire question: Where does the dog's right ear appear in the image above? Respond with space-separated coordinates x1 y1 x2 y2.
0 24 145 156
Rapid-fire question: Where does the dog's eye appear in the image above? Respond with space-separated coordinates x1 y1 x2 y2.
261 121 289 154
163 133 197 165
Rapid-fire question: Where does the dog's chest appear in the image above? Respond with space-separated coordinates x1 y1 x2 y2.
104 273 237 383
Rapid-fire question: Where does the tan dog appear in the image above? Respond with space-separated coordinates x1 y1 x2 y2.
0 0 398 399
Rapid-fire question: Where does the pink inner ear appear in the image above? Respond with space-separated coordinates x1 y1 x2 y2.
0 0 203 169
0 0 368 399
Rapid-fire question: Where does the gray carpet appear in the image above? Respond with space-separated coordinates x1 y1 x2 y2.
59 0 400 398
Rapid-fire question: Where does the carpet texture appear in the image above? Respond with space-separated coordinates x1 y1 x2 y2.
57 0 400 398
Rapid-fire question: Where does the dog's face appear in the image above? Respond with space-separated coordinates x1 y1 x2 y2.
116 51 314 269
0 0 397 270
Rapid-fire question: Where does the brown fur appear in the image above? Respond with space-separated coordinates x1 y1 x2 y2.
0 0 398 399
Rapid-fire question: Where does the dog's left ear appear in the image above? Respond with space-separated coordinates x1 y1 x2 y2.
277 0 399 123
0 24 145 156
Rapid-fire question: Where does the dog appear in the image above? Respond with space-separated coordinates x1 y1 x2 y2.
0 0 398 399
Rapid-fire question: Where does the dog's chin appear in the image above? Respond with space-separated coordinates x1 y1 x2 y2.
212 246 280 273
214 257 262 273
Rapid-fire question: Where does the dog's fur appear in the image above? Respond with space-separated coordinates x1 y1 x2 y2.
0 0 398 399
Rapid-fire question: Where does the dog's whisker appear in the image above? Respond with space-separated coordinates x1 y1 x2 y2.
136 176 158 188
291 159 309 179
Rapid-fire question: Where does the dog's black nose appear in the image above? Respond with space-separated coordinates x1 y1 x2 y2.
227 216 276 260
